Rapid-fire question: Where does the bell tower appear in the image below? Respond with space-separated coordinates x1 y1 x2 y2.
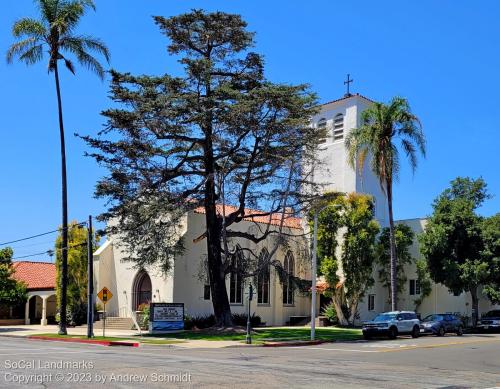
310 93 389 226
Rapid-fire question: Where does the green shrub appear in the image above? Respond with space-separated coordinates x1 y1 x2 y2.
322 303 338 325
183 313 263 330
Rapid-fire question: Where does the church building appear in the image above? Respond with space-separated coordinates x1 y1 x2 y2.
93 91 498 327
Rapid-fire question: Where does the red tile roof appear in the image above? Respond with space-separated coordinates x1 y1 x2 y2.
12 261 56 290
193 204 303 230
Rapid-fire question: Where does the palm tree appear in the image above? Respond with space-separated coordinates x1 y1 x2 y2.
7 0 109 334
345 97 425 311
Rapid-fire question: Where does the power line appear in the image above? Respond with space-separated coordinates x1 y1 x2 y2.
10 250 53 261
10 242 89 261
0 222 87 247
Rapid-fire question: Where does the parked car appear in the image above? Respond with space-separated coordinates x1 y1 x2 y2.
362 311 420 340
419 314 463 336
477 310 500 332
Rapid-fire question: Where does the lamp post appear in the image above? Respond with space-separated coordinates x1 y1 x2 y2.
246 284 253 344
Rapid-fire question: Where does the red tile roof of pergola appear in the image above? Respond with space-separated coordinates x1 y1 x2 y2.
12 261 56 290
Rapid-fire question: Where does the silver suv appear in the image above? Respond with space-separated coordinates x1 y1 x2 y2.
362 311 421 340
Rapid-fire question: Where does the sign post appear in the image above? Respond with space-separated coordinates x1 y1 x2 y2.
149 303 184 334
97 287 113 338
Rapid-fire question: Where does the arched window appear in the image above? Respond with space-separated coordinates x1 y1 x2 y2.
333 113 344 141
257 249 270 305
317 118 328 144
229 247 243 304
283 252 295 305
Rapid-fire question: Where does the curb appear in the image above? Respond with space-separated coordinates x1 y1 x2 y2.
27 336 139 347
262 339 334 347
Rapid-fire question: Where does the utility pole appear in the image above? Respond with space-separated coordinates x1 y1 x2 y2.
246 284 253 344
86 215 94 338
311 210 318 340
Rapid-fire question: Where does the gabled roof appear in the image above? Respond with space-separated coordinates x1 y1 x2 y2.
319 93 376 108
11 261 56 290
193 204 303 230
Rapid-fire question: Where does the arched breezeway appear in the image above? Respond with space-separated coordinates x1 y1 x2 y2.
24 291 56 326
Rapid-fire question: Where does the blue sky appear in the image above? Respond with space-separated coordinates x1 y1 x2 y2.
1 0 499 262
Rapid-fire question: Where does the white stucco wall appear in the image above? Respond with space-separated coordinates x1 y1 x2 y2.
357 218 499 323
173 211 311 326
94 210 313 326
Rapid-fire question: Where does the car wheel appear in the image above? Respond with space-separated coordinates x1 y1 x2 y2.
363 333 372 340
437 326 445 337
456 326 463 336
388 327 398 339
411 326 420 338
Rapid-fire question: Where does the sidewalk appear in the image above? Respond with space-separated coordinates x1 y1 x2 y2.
0 324 244 349
0 324 140 338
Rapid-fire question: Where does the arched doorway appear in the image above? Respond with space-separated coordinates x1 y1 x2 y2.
132 271 152 311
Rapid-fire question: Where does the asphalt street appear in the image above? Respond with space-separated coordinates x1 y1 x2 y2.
0 333 499 388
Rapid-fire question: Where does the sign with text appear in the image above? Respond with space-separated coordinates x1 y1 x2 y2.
149 303 184 333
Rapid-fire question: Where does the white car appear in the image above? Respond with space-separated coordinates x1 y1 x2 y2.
362 311 421 339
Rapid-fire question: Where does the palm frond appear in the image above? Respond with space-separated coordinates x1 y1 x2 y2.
53 0 95 34
6 37 41 64
18 44 45 65
63 35 110 63
37 0 58 24
63 56 75 74
12 18 47 38
60 37 106 79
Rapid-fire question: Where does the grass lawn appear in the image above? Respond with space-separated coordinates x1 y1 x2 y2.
140 327 363 343
31 333 184 345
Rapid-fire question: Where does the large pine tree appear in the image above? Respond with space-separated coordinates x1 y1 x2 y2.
82 10 320 327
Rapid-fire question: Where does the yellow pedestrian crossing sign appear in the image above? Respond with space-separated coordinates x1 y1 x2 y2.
97 287 113 305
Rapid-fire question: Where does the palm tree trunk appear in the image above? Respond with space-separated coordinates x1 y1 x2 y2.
387 178 398 311
54 64 69 335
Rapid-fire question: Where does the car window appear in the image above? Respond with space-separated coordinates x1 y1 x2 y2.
396 315 403 321
423 315 443 322
484 310 500 318
373 314 396 322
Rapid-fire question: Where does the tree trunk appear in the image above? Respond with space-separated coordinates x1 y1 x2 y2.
470 286 479 327
332 291 348 326
204 200 233 327
387 178 398 312
348 297 359 327
202 84 233 327
54 64 69 335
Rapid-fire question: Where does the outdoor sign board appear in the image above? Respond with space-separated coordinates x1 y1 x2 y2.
149 303 184 333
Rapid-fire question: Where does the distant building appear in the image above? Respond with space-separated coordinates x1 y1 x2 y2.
11 261 57 325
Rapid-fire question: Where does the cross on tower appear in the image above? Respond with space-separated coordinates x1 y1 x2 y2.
344 74 353 97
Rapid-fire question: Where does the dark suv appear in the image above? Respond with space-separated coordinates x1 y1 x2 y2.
419 314 464 336
362 311 420 339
